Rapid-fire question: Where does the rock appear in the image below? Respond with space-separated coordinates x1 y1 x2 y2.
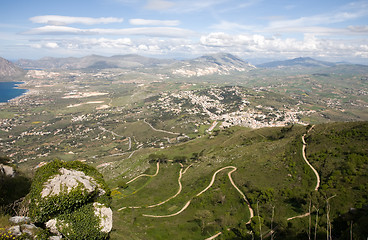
9 216 31 224
45 203 111 240
46 219 60 235
41 168 105 198
49 236 63 240
0 164 15 177
8 225 22 236
93 202 113 233
27 160 112 239
21 224 37 236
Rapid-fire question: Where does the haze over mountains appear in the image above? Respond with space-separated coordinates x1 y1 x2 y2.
15 53 366 70
0 53 367 80
256 57 337 68
0 57 25 79
16 54 175 70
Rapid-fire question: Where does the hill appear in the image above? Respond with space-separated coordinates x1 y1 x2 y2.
16 54 175 70
0 57 25 81
257 57 336 68
16 53 256 77
105 121 368 239
171 53 256 77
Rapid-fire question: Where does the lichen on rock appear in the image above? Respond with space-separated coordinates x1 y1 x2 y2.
41 168 105 198
93 202 113 233
26 160 112 239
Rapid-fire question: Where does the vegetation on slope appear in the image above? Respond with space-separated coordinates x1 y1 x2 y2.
109 121 367 239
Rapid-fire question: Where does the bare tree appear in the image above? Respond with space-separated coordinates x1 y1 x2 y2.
308 199 311 240
350 220 353 240
326 195 336 240
257 200 262 240
270 205 275 240
313 207 319 240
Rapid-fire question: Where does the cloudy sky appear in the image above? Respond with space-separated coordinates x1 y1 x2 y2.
0 0 367 63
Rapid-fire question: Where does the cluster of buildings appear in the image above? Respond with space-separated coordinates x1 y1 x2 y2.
149 86 314 129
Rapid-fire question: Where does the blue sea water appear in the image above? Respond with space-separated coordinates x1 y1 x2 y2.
0 82 27 102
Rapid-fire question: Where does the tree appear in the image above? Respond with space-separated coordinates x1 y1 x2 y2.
194 210 213 233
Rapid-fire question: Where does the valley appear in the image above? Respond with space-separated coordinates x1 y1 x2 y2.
0 54 367 239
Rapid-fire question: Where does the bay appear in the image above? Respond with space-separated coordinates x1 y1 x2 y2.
0 82 27 102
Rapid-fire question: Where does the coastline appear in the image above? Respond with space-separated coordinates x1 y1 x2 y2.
0 81 30 103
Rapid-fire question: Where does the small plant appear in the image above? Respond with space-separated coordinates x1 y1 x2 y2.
0 228 29 240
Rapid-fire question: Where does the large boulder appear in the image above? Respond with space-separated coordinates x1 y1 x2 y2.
0 163 15 177
45 202 112 239
27 160 112 239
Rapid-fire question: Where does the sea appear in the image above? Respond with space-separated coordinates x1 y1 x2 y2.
0 82 27 103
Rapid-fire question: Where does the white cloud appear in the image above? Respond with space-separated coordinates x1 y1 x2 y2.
199 32 368 60
129 19 180 26
219 0 262 13
269 2 368 29
30 38 132 51
44 42 59 48
23 33 368 63
30 15 123 26
145 0 175 10
145 0 229 13
210 21 256 33
23 25 195 38
348 25 368 33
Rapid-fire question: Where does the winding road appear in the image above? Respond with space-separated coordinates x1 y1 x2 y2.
143 119 180 135
301 125 320 191
287 212 310 221
205 232 222 240
99 126 125 138
126 161 160 184
118 125 320 239
119 163 191 210
288 125 319 221
143 166 254 222
147 167 184 208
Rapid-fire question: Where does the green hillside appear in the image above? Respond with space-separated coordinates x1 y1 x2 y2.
104 121 368 239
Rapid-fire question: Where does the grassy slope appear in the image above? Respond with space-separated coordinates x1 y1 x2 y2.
107 122 368 239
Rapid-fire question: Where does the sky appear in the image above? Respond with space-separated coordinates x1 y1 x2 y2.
0 0 367 63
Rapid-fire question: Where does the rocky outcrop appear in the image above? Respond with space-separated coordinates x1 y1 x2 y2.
6 216 38 238
40 168 105 197
44 202 113 238
26 160 112 239
93 202 113 233
0 163 15 177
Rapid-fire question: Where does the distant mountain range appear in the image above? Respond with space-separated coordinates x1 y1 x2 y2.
6 54 367 77
15 53 256 77
256 57 337 68
16 54 175 70
170 53 256 77
0 57 25 80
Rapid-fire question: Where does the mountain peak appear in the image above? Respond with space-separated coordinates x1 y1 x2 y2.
257 57 336 68
172 52 256 77
0 57 25 79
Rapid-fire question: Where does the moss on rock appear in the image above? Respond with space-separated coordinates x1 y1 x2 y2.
26 160 112 239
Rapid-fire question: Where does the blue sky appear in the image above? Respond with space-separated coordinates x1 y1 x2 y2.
0 0 367 63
